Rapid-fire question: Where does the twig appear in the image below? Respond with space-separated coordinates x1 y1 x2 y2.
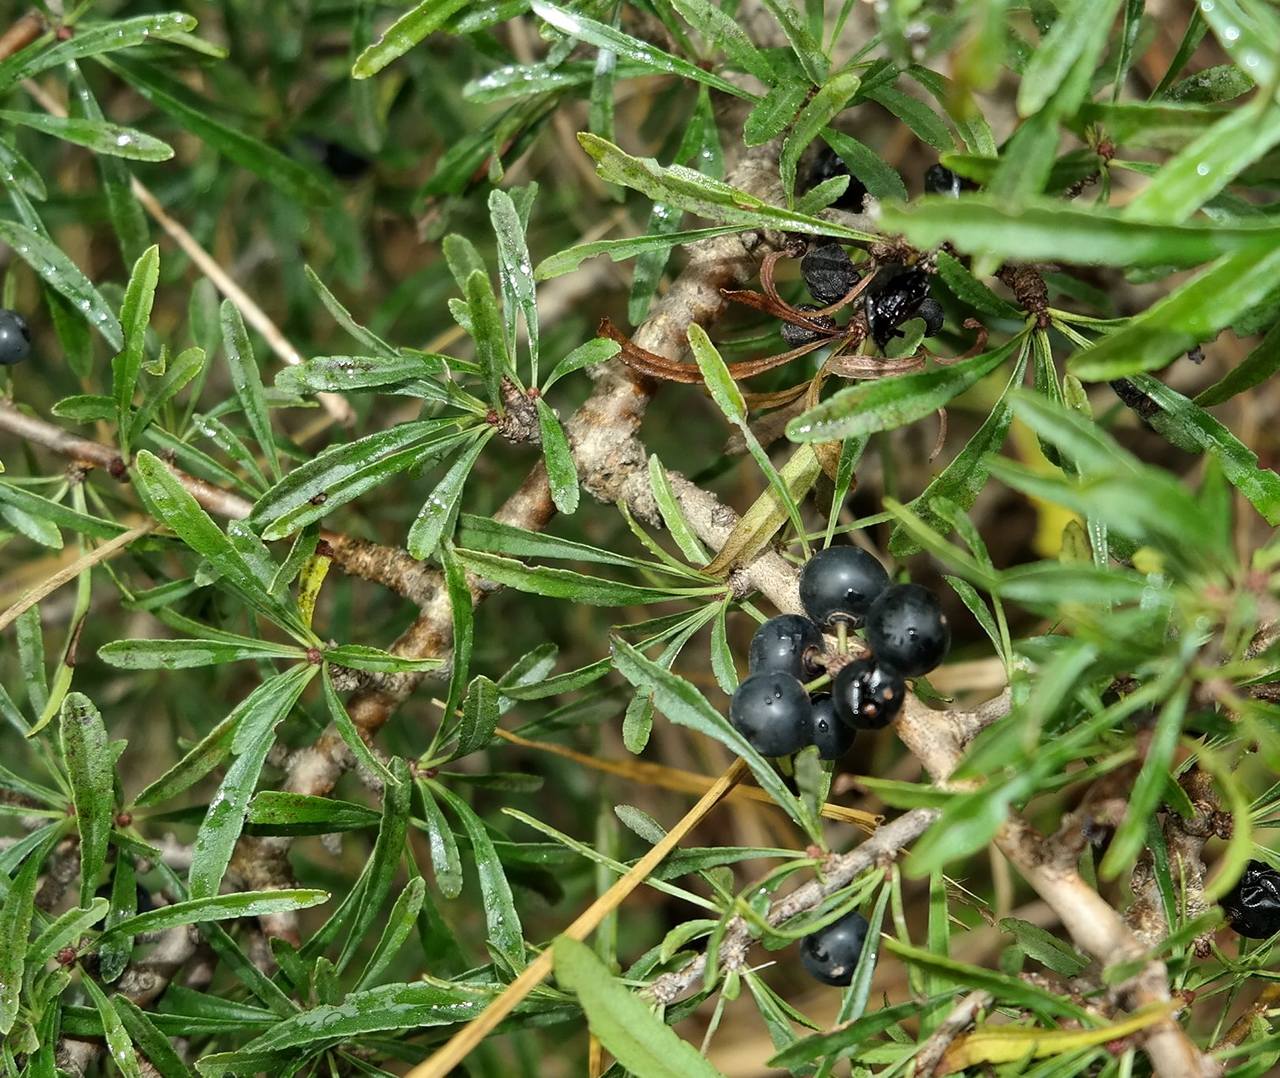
404 758 749 1078
913 990 993 1077
0 9 42 61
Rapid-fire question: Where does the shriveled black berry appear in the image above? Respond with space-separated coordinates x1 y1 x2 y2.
806 146 867 212
0 309 31 366
1223 860 1280 939
864 583 950 678
748 614 823 679
810 694 856 760
917 297 944 337
801 243 860 306
923 163 962 197
864 268 931 349
800 909 870 986
832 658 905 730
781 305 837 348
729 672 813 756
799 545 890 627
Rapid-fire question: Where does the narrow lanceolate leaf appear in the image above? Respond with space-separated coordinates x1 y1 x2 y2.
531 1 750 100
533 229 740 281
80 976 143 1078
788 337 1023 443
0 111 172 161
0 221 122 349
247 791 381 835
355 877 426 990
351 0 470 77
1196 321 1280 407
112 997 193 1078
98 638 305 669
610 637 817 840
554 937 727 1078
322 644 442 674
465 270 511 409
822 129 909 201
98 890 329 944
455 676 501 756
1126 374 1280 525
744 82 808 147
60 693 114 907
1069 245 1280 380
416 779 463 899
0 848 42 1034
578 134 877 242
407 430 494 559
490 188 539 379
780 72 861 201
1017 0 1124 117
189 666 316 899
221 301 281 482
536 398 579 514
321 665 397 786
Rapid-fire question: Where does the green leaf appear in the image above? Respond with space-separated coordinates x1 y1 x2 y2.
355 877 427 991
131 710 238 809
0 221 122 349
822 128 909 201
744 81 808 147
535 398 579 514
611 638 816 840
112 996 193 1078
554 936 727 1078
416 780 463 899
321 665 397 786
98 890 329 945
130 347 207 442
432 781 525 965
1198 0 1279 86
98 852 138 982
456 676 501 756
465 269 512 408
247 791 380 835
1196 320 1280 407
1017 0 1124 117
250 420 472 540
490 188 539 378
781 72 861 202
27 899 108 970
105 57 331 206
1069 245 1280 380
865 85 953 152
323 644 441 674
666 0 777 82
407 430 493 559
352 0 473 77
648 455 710 565
81 976 143 1078
880 196 1280 268
759 0 827 85
60 693 114 907
189 665 316 898
0 110 172 161
531 1 752 100
221 301 281 482
578 134 877 242
788 336 1022 443
0 847 41 1034
999 917 1089 977
98 638 304 669
0 134 45 201
0 14 198 90
535 228 740 281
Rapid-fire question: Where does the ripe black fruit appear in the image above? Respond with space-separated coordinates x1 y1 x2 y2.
730 672 813 756
864 268 930 349
864 583 950 678
832 659 905 729
1223 860 1280 939
924 163 963 197
800 909 871 986
799 545 890 627
801 243 860 306
0 309 31 365
748 614 822 679
810 694 856 760
917 297 945 337
806 146 867 211
781 305 837 348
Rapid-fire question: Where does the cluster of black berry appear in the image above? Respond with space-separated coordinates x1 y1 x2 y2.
729 546 950 765
0 309 31 366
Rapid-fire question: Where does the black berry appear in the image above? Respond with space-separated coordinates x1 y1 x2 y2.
864 583 950 678
810 694 856 760
801 243 860 306
748 614 823 679
1223 860 1280 939
917 297 944 337
864 268 931 350
832 658 905 729
799 545 890 627
0 309 31 366
781 305 837 348
302 136 372 181
800 909 871 986
729 672 813 756
806 146 867 212
923 163 963 197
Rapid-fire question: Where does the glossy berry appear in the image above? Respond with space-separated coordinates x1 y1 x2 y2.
800 909 871 986
810 694 856 760
864 583 950 678
801 243 860 306
748 614 823 679
781 305 837 348
923 163 963 197
729 672 813 756
806 146 867 212
1223 860 1280 939
832 659 905 729
0 309 31 365
917 297 945 337
864 268 930 349
799 545 890 627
